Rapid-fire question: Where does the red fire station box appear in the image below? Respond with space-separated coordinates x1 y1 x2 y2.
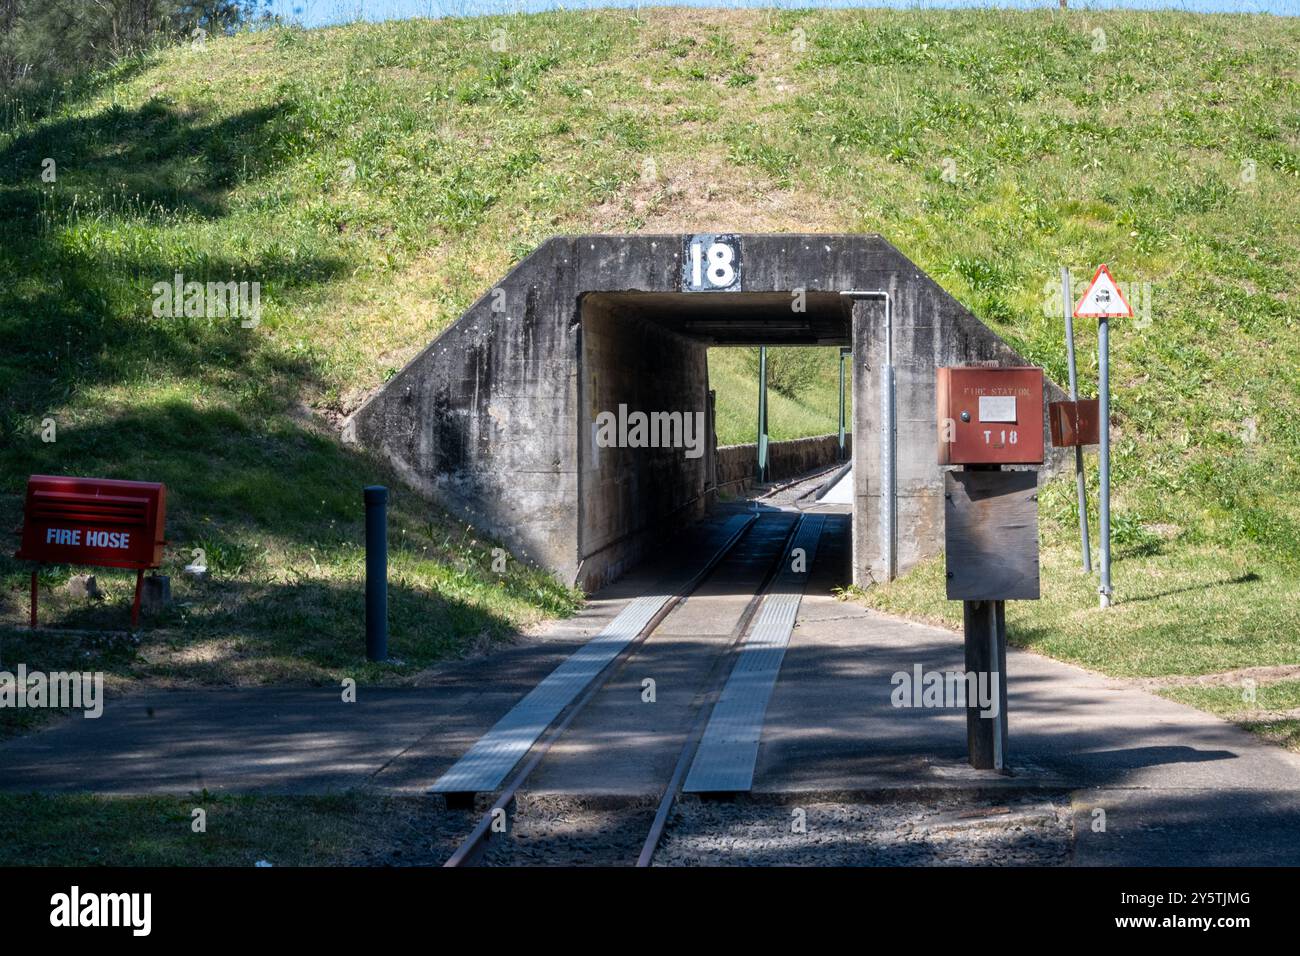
15 475 167 628
937 367 1044 465
1048 399 1101 448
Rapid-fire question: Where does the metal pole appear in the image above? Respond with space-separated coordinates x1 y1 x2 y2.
991 599 1008 771
1063 268 1092 573
1098 318 1112 608
756 346 769 483
883 361 895 581
364 485 389 660
837 348 847 461
131 569 144 630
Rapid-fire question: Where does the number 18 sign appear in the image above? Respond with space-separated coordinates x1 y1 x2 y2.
683 234 742 292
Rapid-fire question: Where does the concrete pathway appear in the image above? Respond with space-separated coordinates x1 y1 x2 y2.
2 511 1298 865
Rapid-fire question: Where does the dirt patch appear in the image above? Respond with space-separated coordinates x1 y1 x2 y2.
590 149 847 234
1131 664 1300 691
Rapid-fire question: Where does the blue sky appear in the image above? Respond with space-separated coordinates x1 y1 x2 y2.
267 0 1299 28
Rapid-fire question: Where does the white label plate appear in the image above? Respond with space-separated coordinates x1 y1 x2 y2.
978 395 1017 422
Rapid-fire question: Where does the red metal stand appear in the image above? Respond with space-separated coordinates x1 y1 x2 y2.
131 569 144 630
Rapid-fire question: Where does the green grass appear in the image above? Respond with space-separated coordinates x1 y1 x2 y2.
0 791 436 866
856 542 1299 678
1158 681 1300 753
0 9 1296 733
710 347 848 445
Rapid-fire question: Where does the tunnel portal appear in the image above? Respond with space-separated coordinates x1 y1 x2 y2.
345 234 1064 592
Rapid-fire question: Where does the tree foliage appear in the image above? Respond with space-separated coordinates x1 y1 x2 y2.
1 1 270 90
741 347 831 402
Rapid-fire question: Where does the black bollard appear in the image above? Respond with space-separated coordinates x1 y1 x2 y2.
364 485 388 662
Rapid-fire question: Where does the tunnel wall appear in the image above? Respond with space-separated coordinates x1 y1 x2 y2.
576 296 713 590
850 287 1068 584
345 234 1065 592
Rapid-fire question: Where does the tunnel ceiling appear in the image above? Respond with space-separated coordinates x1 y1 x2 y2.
583 291 853 346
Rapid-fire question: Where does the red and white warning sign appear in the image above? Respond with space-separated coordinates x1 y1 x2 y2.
1073 264 1133 318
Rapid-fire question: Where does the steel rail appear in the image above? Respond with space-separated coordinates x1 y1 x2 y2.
443 514 757 868
635 513 807 867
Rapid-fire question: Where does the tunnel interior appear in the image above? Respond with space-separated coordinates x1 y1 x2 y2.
576 291 855 590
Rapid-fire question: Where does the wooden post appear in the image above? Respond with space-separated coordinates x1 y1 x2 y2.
964 598 1009 772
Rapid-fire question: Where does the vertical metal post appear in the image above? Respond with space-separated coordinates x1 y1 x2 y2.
991 600 1008 771
1098 317 1112 608
882 362 896 581
756 346 769 483
364 485 389 661
837 347 848 461
1063 267 1092 573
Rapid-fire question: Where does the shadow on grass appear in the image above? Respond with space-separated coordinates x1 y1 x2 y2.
0 401 577 691
0 96 346 435
1118 571 1262 605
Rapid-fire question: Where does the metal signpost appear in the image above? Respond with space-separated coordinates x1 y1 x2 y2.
756 346 769 483
838 346 851 461
1061 268 1092 573
1073 265 1132 609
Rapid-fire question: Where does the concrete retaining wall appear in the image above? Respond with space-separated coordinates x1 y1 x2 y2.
716 434 849 496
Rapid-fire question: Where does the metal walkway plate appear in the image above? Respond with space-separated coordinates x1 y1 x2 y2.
683 514 826 794
429 514 753 794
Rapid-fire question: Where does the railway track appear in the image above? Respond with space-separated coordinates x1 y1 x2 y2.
442 511 814 867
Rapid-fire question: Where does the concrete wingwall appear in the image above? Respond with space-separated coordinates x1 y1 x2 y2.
344 234 1066 593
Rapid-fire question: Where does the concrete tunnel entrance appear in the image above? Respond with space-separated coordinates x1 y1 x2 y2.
576 292 853 588
344 234 1065 594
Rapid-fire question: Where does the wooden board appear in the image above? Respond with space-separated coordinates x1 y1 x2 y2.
945 470 1040 600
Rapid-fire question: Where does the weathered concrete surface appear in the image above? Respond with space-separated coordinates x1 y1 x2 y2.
344 234 1064 591
716 433 849 496
576 295 715 589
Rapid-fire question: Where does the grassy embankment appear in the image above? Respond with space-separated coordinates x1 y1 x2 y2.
0 7 1296 773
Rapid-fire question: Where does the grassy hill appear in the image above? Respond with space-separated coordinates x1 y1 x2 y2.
0 9 1297 729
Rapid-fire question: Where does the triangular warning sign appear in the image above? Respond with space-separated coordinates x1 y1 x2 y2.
1073 264 1133 318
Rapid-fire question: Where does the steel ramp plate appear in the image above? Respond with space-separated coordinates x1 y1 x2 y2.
429 514 753 794
684 515 826 794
